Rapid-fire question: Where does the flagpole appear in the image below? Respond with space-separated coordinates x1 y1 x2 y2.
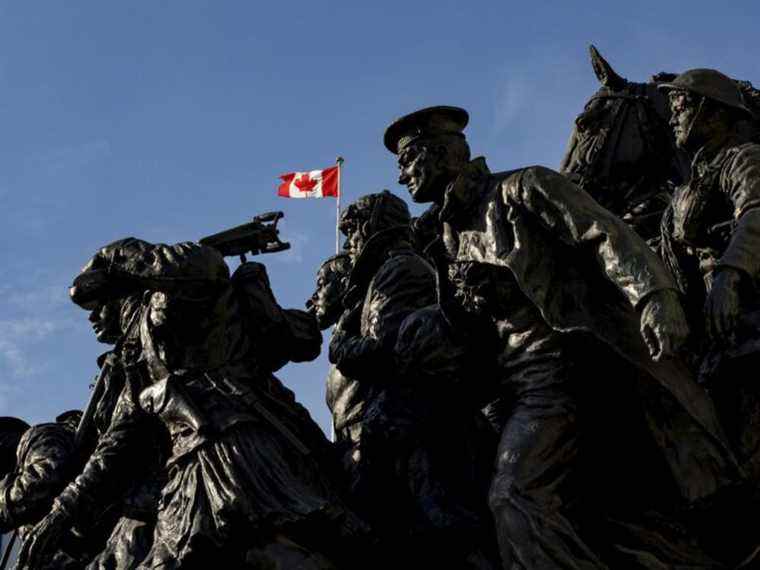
335 156 344 255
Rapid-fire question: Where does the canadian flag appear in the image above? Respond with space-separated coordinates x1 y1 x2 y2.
278 166 340 198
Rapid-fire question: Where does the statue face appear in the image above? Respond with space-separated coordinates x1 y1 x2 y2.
89 299 122 344
308 264 348 329
668 90 702 150
339 213 365 260
397 142 445 203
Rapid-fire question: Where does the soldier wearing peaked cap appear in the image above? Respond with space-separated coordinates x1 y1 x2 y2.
386 105 743 568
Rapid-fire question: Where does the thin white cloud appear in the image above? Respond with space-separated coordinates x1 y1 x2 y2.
30 139 111 174
488 47 593 167
493 48 589 131
494 75 531 132
0 270 81 387
6 284 69 312
0 317 59 378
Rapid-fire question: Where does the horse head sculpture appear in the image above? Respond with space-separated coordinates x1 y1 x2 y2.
561 45 690 240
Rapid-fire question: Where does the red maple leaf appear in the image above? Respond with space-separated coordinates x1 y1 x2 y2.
294 172 318 193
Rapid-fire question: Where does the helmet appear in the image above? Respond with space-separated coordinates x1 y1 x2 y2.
659 68 754 117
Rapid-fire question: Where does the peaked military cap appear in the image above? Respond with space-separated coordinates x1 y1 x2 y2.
384 106 469 154
659 68 753 116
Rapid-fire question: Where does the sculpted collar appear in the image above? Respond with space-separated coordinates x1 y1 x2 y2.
346 225 411 298
439 157 491 222
691 133 748 177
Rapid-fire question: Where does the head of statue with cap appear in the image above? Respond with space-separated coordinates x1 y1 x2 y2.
70 239 148 346
385 106 471 204
659 68 755 153
338 190 411 261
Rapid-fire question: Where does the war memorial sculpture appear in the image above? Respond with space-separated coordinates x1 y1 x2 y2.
3 46 760 568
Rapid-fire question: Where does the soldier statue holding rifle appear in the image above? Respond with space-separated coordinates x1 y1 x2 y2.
17 215 367 570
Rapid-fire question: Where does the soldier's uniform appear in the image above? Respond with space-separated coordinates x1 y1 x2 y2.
42 239 357 570
331 240 438 480
330 192 499 568
0 415 81 569
385 107 742 569
659 69 760 481
82 351 165 570
307 254 367 480
329 195 438 512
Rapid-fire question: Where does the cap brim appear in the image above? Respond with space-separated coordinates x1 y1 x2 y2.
384 106 469 154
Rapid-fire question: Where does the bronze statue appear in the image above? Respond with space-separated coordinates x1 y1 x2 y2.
308 254 352 331
328 190 436 519
560 45 690 242
307 253 363 481
328 191 499 568
79 295 164 570
17 238 364 569
0 413 85 569
0 416 31 535
1 296 162 570
386 105 741 568
12 51 760 569
659 68 760 371
657 68 760 565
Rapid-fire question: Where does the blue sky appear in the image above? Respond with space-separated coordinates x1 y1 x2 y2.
1 1 758 432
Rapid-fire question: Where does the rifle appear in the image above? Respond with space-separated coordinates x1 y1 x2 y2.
76 213 290 444
74 363 111 450
75 309 141 450
200 211 290 263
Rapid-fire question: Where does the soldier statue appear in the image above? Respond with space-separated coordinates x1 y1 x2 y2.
308 254 352 331
385 105 742 568
79 293 165 570
657 69 760 565
328 191 499 568
0 416 32 536
0 412 85 569
306 253 362 481
17 238 365 570
328 190 436 522
659 68 760 463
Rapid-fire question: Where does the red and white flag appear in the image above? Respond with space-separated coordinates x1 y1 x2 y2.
278 166 339 199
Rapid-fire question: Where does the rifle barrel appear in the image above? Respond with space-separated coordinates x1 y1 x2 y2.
74 365 109 448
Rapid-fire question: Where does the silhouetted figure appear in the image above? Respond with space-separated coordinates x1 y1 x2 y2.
0 413 85 569
660 68 760 566
386 105 740 569
330 191 499 568
19 239 362 570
